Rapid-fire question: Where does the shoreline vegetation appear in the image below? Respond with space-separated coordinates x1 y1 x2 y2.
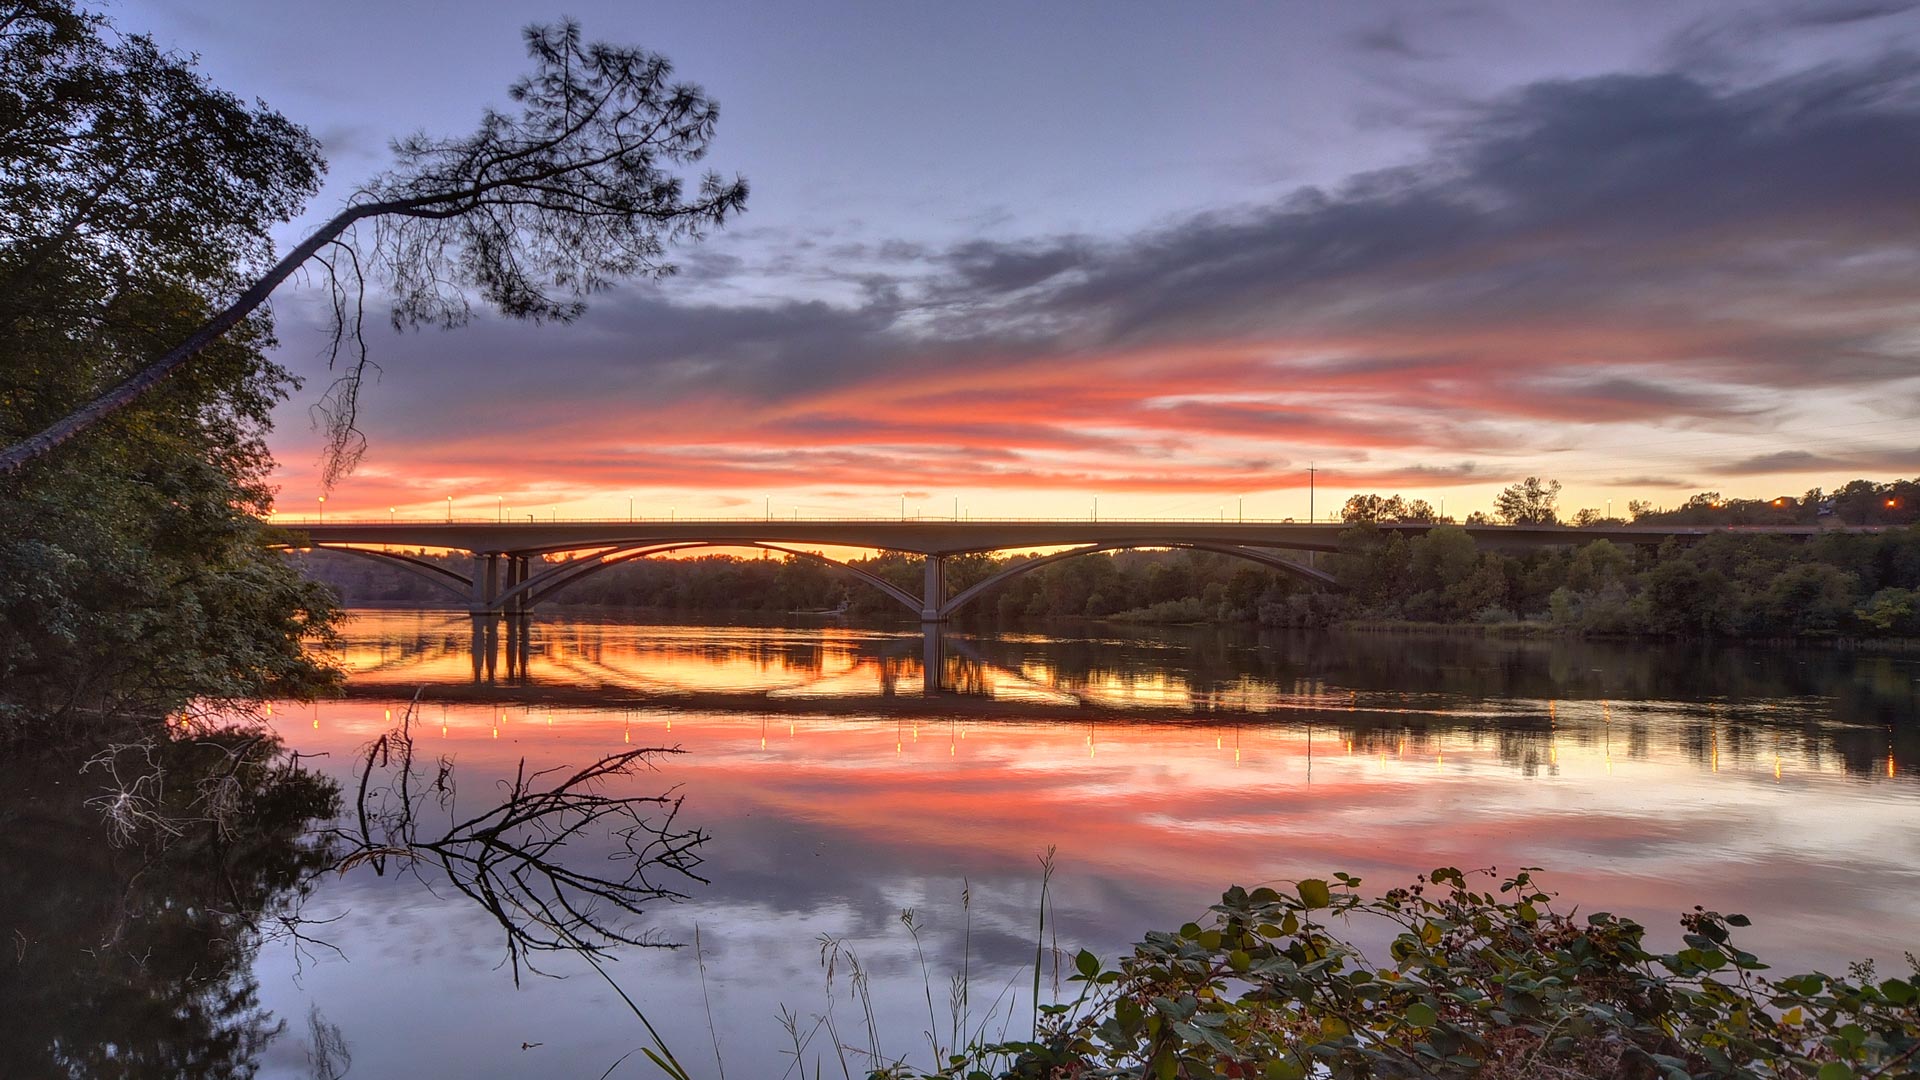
624 865 1920 1080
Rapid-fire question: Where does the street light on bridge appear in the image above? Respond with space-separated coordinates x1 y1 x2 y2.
317 495 324 523
389 506 395 524
447 495 453 523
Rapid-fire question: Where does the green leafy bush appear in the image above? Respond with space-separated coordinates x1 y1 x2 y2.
917 869 1919 1080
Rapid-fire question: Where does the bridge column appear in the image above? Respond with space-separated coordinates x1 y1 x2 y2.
920 554 948 622
470 553 502 614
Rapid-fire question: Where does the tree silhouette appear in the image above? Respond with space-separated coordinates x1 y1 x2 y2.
1494 476 1562 526
0 12 746 480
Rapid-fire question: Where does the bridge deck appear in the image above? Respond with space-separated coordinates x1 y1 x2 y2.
274 518 1858 557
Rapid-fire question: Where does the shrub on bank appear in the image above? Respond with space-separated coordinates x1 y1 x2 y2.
896 869 1919 1080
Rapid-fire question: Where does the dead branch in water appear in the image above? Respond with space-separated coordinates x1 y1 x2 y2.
331 701 706 982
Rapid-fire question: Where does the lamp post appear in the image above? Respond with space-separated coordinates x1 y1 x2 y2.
629 496 634 523
446 495 453 523
389 506 395 524
317 495 324 523
497 496 503 523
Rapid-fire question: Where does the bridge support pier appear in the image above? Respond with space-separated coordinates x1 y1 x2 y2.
920 554 948 622
508 555 529 615
470 554 501 614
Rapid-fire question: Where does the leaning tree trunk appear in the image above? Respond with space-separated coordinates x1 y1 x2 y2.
0 206 373 477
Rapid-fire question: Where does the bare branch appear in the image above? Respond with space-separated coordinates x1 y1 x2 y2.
327 706 707 984
0 16 746 482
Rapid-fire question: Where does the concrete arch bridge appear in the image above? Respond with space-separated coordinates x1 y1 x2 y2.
281 518 1841 623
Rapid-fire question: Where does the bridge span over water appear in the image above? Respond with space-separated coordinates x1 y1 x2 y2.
280 518 1856 622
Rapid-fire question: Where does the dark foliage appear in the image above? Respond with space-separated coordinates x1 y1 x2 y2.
0 0 340 733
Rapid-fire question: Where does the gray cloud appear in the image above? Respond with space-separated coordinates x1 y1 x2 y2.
986 58 1920 363
1665 1 1920 75
1719 447 1920 474
1607 476 1700 489
1349 17 1444 61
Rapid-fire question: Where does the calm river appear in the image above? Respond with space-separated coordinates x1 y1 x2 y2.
16 610 1920 1078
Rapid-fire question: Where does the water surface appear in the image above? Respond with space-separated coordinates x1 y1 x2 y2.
17 610 1920 1078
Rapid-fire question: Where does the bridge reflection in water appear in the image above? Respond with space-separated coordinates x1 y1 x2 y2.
467 612 996 700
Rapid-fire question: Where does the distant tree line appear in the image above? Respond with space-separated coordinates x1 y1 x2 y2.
1340 475 1920 529
1331 474 1920 636
1329 523 1920 637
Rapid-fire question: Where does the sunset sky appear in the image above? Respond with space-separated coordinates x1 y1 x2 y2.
125 0 1920 523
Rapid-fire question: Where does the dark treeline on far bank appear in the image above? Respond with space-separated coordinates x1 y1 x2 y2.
292 476 1920 640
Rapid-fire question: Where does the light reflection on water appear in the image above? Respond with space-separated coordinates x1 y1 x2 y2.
255 610 1920 1079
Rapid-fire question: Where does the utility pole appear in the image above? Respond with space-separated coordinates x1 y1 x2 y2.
1307 464 1318 570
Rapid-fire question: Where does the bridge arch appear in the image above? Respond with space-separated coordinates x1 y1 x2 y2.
503 542 707 608
495 541 925 616
938 541 1335 620
296 545 474 604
